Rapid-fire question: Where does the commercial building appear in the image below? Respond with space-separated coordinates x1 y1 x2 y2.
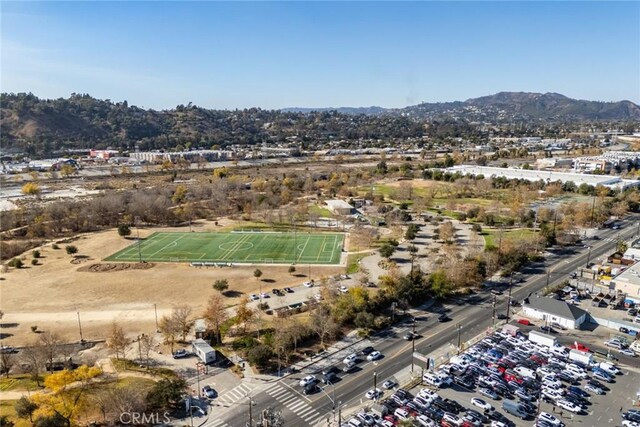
130 150 232 163
325 199 354 215
446 165 640 190
522 296 589 330
612 263 640 304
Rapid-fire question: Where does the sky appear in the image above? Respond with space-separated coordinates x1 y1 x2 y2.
2 1 639 110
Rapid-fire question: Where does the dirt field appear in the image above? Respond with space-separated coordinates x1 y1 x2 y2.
0 219 345 345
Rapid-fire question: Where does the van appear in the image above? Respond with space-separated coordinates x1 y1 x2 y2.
502 399 528 420
599 362 621 375
422 373 443 388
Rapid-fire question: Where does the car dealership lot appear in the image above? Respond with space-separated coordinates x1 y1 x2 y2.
375 324 640 427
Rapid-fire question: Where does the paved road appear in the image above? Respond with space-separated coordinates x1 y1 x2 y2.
208 216 639 427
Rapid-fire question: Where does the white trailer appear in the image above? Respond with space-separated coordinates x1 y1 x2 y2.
569 349 593 366
528 330 557 348
192 339 216 364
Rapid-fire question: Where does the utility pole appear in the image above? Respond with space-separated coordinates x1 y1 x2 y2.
545 269 551 294
456 323 461 354
411 316 417 373
135 216 143 263
505 273 513 322
373 371 377 392
338 401 342 427
77 311 83 343
154 303 159 332
247 394 253 427
585 247 592 269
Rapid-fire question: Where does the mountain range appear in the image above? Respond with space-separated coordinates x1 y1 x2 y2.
1 91 638 158
285 92 640 121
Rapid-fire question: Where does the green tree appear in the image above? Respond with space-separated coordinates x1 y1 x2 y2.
15 396 38 424
288 265 296 275
428 270 453 299
146 378 188 411
64 245 78 255
212 279 229 293
379 244 395 260
253 268 263 280
247 344 273 369
0 415 14 427
117 224 131 237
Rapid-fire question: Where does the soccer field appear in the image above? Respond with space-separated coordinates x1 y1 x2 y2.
105 231 345 264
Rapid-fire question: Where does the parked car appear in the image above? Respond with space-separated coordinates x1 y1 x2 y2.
382 379 396 389
439 314 451 322
284 287 294 293
479 387 499 400
620 348 637 357
303 281 314 287
550 322 567 330
343 353 358 364
323 372 338 384
172 349 190 359
584 383 604 395
471 397 493 411
517 319 532 326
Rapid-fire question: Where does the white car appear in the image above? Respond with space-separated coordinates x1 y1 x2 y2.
471 397 493 411
620 348 637 357
303 281 314 287
416 415 436 427
338 286 348 293
584 383 605 395
417 388 439 401
249 294 259 301
382 380 396 389
622 420 640 427
343 353 358 364
367 351 382 361
299 375 317 387
365 388 382 399
259 292 269 299
538 411 562 426
558 399 582 413
442 413 463 426
490 422 508 427
605 339 625 349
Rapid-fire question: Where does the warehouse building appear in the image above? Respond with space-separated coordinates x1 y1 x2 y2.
522 296 589 330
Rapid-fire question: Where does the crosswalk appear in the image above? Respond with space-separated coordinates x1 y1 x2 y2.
213 383 253 407
264 383 324 425
205 418 230 427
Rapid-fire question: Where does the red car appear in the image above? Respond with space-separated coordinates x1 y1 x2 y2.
530 354 548 364
517 319 532 326
571 342 590 352
504 371 524 384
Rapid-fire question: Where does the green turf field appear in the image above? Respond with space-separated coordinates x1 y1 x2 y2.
105 231 345 264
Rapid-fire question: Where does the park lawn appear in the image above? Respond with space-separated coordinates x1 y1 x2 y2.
0 374 47 392
484 228 538 249
346 252 373 275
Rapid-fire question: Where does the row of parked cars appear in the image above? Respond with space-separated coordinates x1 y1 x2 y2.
347 326 626 427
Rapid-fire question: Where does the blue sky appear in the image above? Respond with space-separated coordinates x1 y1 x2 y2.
2 1 639 110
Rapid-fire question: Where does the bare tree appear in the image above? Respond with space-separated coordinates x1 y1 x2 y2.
21 343 46 387
171 305 194 342
202 293 229 345
139 334 155 368
92 381 148 425
309 306 339 349
158 315 180 354
0 351 16 377
106 322 129 360
38 331 62 372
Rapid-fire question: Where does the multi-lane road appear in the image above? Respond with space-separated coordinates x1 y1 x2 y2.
208 216 639 427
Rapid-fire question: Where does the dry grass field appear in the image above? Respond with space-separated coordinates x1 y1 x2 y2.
0 219 345 345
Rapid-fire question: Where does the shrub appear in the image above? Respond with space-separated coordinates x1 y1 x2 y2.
31 259 38 266
31 326 38 333
32 250 41 259
65 245 78 255
52 244 60 250
8 258 23 268
117 224 132 237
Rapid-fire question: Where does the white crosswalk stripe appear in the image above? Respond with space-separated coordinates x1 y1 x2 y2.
213 383 252 407
204 418 230 427
264 383 323 424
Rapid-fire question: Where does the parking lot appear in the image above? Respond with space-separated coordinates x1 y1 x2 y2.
345 322 640 427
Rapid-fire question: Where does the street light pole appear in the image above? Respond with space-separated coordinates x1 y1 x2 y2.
154 303 159 333
373 371 377 392
456 323 461 354
492 295 496 329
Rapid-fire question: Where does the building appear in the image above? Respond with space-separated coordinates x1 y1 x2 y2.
446 165 640 190
612 262 640 304
90 149 119 160
522 296 589 330
130 150 232 163
325 199 354 215
192 339 216 364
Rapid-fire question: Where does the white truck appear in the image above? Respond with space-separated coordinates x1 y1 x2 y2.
528 330 557 348
569 349 593 366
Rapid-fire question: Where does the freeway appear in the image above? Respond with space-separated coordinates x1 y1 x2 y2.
212 216 639 427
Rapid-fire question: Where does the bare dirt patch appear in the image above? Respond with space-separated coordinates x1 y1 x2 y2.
0 220 345 345
79 262 155 272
